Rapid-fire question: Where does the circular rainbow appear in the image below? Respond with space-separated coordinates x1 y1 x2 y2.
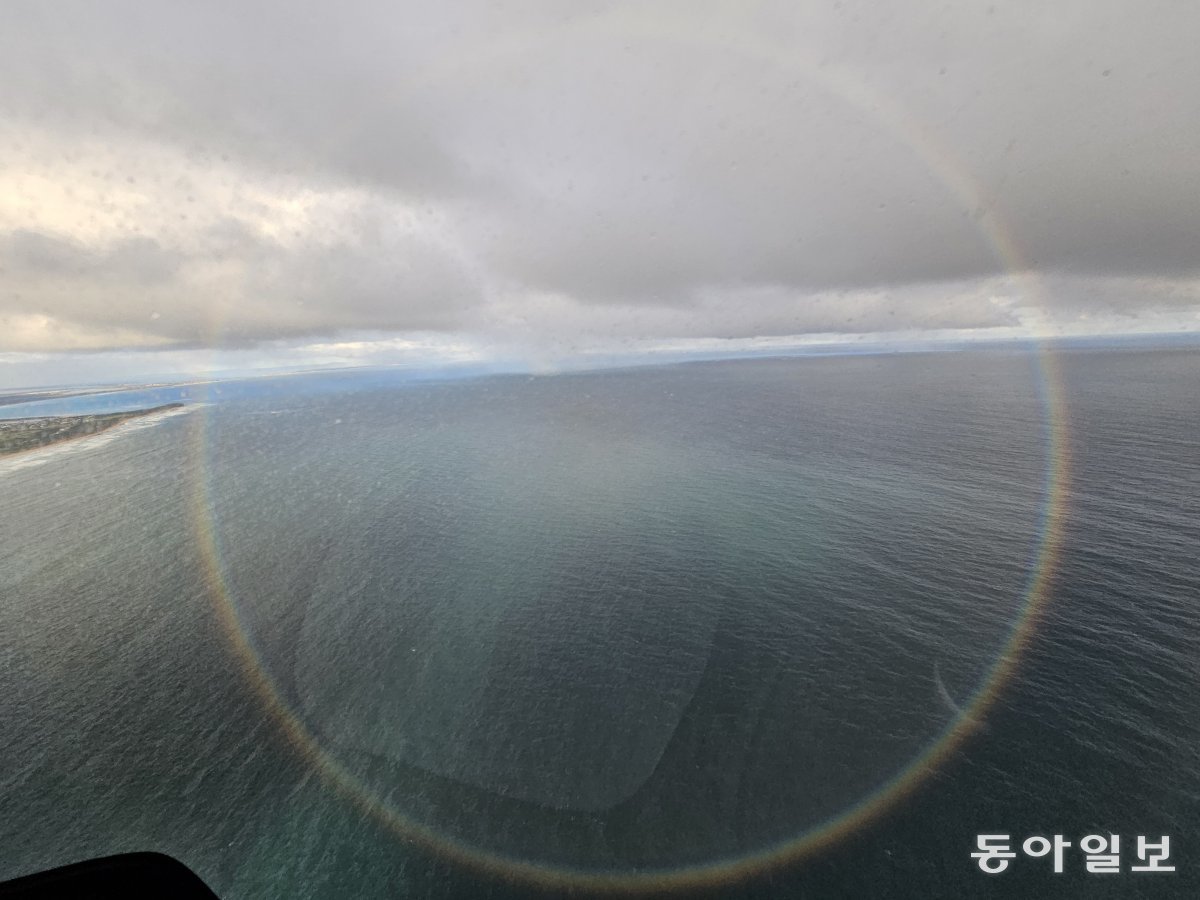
184 10 1071 894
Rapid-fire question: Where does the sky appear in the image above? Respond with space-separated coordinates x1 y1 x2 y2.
2 1 1200 388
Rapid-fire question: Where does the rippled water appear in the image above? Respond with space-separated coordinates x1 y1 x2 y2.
1 348 1196 898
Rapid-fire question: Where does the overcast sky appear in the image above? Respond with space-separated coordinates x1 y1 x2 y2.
2 1 1199 386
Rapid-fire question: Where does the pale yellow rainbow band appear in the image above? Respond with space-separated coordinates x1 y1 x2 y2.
184 11 1070 893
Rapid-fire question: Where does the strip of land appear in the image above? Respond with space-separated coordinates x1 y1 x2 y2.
0 403 184 456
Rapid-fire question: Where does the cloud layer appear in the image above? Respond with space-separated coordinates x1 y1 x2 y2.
2 1 1199 358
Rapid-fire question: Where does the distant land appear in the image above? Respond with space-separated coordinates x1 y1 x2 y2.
0 387 120 408
0 404 184 456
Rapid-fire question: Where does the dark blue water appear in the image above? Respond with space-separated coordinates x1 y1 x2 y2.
1 348 1197 898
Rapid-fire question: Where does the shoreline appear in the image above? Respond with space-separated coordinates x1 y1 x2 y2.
0 403 186 458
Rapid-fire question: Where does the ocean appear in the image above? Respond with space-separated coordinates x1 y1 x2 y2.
1 347 1197 898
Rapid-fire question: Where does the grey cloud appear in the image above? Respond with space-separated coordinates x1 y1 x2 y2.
1026 272 1200 320
0 220 481 348
1 0 1199 353
0 2 471 198
479 279 1019 348
1 230 99 276
1 230 180 284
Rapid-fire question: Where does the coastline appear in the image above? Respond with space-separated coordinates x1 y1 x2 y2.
0 403 186 458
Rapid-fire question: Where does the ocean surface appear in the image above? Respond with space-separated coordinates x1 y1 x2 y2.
1 348 1197 898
